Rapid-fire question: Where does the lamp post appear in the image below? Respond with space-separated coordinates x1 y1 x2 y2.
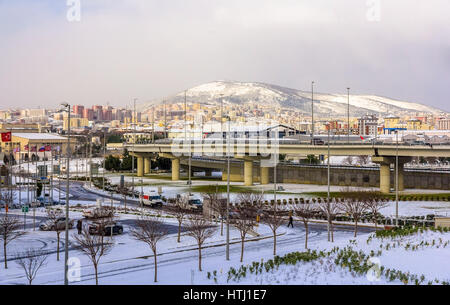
226 115 231 261
185 90 192 188
61 102 71 286
347 88 350 144
311 81 314 144
395 130 399 226
132 98 137 200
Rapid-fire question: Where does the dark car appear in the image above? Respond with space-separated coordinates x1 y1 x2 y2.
88 222 124 235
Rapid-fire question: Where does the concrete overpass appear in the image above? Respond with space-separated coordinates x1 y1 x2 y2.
127 141 450 193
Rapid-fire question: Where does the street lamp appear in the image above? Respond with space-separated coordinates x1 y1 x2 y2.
395 130 399 226
347 88 350 144
226 115 231 261
61 102 70 286
311 81 314 144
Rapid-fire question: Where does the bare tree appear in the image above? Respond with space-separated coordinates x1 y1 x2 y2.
339 198 367 237
234 203 258 262
46 208 64 261
356 155 370 166
364 199 388 229
263 204 285 256
203 187 226 236
168 197 191 243
342 156 354 166
0 215 26 269
185 216 216 271
119 186 129 213
131 215 169 282
72 217 114 285
15 248 49 285
294 202 317 249
0 188 16 210
318 199 341 242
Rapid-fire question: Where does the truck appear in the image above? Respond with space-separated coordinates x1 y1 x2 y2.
141 193 165 208
179 193 203 211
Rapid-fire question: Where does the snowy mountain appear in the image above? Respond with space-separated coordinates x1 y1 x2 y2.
141 81 446 117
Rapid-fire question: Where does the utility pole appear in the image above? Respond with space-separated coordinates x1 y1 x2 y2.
62 102 71 286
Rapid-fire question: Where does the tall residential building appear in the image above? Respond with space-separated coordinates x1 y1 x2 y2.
73 105 84 117
358 114 378 136
437 118 450 130
83 108 94 120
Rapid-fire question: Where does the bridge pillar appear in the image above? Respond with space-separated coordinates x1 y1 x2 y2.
244 160 253 186
260 167 269 185
137 156 144 177
171 158 180 181
144 158 151 175
379 163 391 194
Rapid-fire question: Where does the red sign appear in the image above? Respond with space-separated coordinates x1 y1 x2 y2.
1 132 11 142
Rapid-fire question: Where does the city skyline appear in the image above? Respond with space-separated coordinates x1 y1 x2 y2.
0 0 449 111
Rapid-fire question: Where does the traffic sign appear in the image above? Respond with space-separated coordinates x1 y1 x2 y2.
22 206 29 213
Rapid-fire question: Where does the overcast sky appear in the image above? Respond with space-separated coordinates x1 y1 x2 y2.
0 0 449 111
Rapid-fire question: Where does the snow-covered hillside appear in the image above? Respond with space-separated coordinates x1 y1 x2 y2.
141 81 445 117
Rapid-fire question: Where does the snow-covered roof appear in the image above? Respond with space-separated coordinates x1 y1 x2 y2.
12 133 67 140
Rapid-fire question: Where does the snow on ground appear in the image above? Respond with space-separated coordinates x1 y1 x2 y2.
381 201 450 217
210 228 450 285
2 203 450 285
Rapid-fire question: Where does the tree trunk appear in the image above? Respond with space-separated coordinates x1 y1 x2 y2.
331 222 334 242
354 220 358 237
221 219 223 236
273 231 277 256
94 263 99 285
177 221 181 243
327 218 330 242
304 222 309 249
198 245 202 271
153 250 158 282
56 232 60 261
4 242 7 269
373 217 378 230
240 237 245 262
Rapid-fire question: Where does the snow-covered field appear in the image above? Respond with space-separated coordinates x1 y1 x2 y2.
209 229 450 285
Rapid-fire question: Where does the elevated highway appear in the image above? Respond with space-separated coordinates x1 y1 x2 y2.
126 141 450 193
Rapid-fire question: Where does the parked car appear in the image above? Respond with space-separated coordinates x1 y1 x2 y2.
39 217 75 231
88 222 124 235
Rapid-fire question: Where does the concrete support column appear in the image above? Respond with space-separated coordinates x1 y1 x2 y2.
144 158 151 175
244 160 253 186
137 156 144 177
171 158 180 181
380 163 391 194
260 167 269 185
